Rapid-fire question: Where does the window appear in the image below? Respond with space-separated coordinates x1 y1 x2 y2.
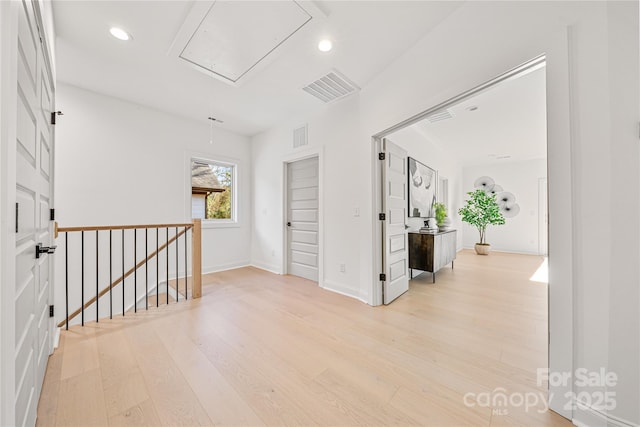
191 159 234 221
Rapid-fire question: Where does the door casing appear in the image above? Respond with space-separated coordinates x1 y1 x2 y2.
285 156 320 282
281 147 324 287
371 50 574 418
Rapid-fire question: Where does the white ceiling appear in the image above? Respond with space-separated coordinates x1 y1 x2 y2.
397 66 547 166
53 1 463 136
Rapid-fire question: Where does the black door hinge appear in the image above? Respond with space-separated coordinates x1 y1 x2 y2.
378 152 386 160
379 213 386 220
379 273 386 281
50 208 55 221
50 111 63 125
49 305 54 317
15 203 19 233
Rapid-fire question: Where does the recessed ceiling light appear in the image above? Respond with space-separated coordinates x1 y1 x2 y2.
109 27 131 41
318 39 332 52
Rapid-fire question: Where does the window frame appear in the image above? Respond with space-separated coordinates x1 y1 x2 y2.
188 155 239 228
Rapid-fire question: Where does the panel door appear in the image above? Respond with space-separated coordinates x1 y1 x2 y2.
14 1 55 425
286 156 319 281
382 139 409 304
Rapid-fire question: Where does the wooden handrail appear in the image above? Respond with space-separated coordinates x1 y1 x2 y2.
57 223 194 233
57 225 192 328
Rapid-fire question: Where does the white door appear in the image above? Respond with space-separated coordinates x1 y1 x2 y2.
15 1 55 425
381 139 409 304
286 157 319 281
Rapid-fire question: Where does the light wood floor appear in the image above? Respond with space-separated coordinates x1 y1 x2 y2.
37 250 571 426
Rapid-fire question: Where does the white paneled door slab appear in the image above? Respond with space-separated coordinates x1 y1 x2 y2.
14 1 56 425
382 139 409 304
287 157 319 282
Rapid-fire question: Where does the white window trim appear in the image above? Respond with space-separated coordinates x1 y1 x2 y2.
186 153 241 228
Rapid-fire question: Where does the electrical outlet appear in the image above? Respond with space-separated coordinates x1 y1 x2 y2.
340 263 346 273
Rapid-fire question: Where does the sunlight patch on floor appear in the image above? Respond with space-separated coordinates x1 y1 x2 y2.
529 257 548 283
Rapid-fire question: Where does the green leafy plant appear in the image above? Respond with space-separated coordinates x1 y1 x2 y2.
458 189 505 245
434 202 447 226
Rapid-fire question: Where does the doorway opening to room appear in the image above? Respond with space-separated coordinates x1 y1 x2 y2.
372 54 557 413
374 55 548 304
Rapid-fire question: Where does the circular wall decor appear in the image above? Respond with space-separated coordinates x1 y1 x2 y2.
474 176 495 192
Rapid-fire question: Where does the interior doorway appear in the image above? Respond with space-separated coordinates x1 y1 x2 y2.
373 55 547 302
370 54 564 416
284 155 320 282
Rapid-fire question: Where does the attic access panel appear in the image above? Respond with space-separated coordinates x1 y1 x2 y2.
179 1 312 84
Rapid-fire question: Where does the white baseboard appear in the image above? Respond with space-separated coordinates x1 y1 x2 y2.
573 399 639 427
202 260 251 275
322 280 367 304
166 260 252 278
461 245 544 256
53 327 61 349
250 261 281 275
359 290 372 305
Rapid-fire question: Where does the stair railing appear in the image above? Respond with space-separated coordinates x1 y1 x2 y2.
54 219 202 329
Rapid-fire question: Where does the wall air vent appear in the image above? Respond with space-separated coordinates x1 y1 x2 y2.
426 110 454 123
293 124 308 148
302 69 360 103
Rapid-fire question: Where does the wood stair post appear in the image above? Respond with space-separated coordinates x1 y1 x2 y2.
192 219 202 298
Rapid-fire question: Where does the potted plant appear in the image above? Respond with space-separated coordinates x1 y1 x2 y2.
458 189 505 255
433 202 450 231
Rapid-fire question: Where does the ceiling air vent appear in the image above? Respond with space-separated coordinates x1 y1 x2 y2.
302 69 359 103
293 124 308 148
426 110 454 123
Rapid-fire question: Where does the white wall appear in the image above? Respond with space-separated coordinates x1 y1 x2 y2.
462 159 547 254
387 125 464 248
54 84 253 322
603 2 639 424
251 1 639 424
252 96 370 301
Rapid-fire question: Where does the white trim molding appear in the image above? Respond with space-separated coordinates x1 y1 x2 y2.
281 146 324 288
202 261 251 275
573 400 640 427
250 261 281 275
185 150 243 228
322 280 367 304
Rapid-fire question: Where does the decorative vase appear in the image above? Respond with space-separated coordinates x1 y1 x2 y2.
425 217 437 229
475 243 491 255
438 217 452 231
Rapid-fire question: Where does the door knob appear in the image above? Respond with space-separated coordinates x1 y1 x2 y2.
35 243 57 259
287 222 291 227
